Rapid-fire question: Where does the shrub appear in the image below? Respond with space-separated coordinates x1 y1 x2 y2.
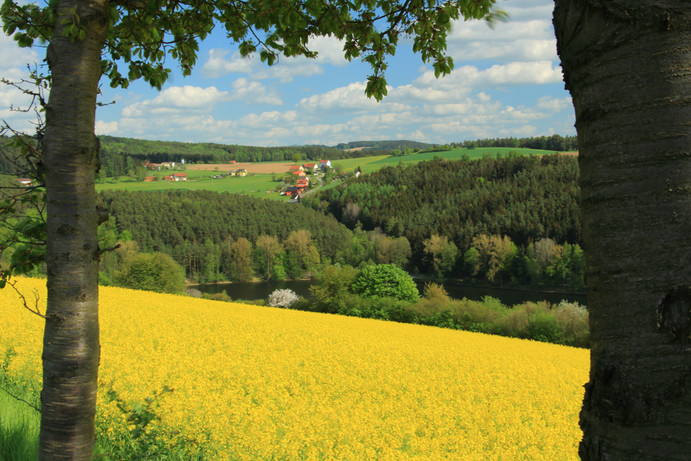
351 264 419 302
411 282 452 317
268 289 301 308
205 290 232 302
310 265 359 313
526 311 563 344
554 301 589 347
451 298 505 333
113 252 185 294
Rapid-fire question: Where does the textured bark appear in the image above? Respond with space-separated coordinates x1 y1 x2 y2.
554 1 691 459
39 0 108 459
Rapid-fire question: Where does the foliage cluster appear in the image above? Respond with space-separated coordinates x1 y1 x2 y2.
302 266 588 347
455 134 578 152
113 251 185 294
351 263 419 302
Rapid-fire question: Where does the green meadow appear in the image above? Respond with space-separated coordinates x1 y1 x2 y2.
95 147 558 196
96 171 284 199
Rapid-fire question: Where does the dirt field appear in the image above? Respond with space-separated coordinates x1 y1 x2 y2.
187 162 295 174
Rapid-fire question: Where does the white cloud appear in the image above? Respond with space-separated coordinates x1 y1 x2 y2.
95 120 118 135
229 78 282 105
536 95 572 112
446 0 558 62
121 85 228 117
201 36 349 82
202 49 253 78
298 82 380 112
152 85 228 108
0 34 44 131
0 34 41 75
414 61 562 90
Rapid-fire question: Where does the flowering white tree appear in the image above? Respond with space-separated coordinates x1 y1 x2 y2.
268 289 301 309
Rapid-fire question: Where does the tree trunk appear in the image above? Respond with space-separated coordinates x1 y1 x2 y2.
553 2 691 459
39 0 108 458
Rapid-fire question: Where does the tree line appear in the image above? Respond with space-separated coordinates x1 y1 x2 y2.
452 134 578 152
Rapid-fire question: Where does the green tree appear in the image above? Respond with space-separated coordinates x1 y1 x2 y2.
554 2 691 457
113 252 185 294
310 264 359 313
469 234 517 283
229 237 253 282
351 264 419 302
254 234 284 280
284 229 319 278
422 234 458 278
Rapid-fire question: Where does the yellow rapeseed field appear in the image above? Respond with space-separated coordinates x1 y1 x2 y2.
1 277 589 460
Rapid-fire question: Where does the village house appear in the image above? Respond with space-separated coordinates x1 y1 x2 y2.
319 160 332 171
15 178 32 187
145 161 177 171
163 173 187 181
284 186 302 197
236 168 248 177
302 163 318 172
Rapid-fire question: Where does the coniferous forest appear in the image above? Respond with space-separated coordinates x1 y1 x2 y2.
96 153 584 290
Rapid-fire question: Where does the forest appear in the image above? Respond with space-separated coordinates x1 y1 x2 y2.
304 153 582 286
92 153 584 291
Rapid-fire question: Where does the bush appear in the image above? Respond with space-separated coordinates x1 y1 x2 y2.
351 264 419 302
114 252 185 294
310 265 359 313
526 311 563 344
267 289 301 308
554 301 589 347
411 282 452 317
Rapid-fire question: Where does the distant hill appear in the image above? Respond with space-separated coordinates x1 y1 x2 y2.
335 140 435 152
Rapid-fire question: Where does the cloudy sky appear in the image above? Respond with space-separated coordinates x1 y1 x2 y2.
1 0 575 147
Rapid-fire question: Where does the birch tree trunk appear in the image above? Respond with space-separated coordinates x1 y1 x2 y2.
39 0 108 458
553 1 691 459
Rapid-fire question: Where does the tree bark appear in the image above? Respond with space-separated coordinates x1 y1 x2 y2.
39 0 108 458
553 1 691 459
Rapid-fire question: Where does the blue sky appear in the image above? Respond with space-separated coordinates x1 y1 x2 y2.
1 0 575 147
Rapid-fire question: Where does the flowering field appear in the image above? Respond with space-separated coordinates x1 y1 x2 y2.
1 277 588 460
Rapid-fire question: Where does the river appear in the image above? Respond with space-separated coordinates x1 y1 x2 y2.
191 279 587 306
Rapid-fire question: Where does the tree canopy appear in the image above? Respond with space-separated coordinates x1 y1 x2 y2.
2 0 504 99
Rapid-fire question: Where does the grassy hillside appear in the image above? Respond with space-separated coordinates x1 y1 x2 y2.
95 147 559 196
331 146 557 173
2 277 588 459
96 171 283 199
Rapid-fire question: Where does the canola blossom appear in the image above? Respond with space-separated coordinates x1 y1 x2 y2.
1 277 589 459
